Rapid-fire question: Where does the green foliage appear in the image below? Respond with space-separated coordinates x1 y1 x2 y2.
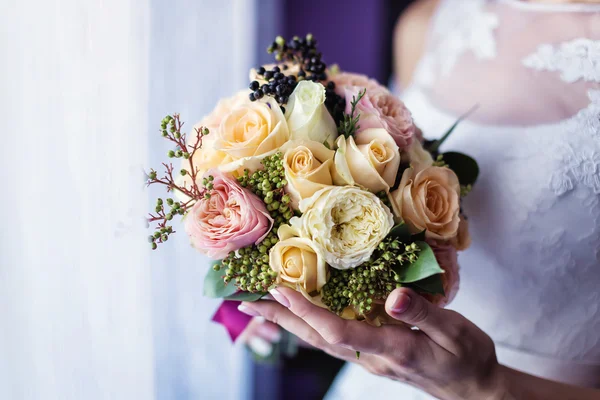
392 241 444 283
338 88 366 138
203 261 237 298
442 152 480 186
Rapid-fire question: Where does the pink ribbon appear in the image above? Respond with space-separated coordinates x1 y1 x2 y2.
211 300 253 341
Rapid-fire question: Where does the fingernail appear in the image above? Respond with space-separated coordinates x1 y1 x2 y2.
248 337 273 358
392 293 411 314
238 304 261 317
269 288 290 308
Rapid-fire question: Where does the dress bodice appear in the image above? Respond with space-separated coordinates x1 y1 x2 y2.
327 1 600 398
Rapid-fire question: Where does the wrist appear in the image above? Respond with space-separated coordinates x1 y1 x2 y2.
471 364 512 400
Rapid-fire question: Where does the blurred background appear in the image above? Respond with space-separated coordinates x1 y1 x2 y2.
0 0 415 399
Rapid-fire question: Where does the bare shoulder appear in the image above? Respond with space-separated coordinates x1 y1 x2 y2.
393 0 440 89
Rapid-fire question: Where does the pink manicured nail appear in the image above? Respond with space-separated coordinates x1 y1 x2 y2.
269 289 290 308
392 293 411 314
238 304 261 317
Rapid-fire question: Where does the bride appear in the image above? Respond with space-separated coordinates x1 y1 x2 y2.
239 0 600 398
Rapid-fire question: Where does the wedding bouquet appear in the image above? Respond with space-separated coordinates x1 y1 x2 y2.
146 34 478 331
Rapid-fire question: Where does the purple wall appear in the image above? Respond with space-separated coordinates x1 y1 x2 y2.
283 0 389 83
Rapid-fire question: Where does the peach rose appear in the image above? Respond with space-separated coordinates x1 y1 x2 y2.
391 166 461 240
424 240 460 307
345 86 416 150
185 170 273 259
328 71 387 97
333 128 400 193
281 140 335 209
270 224 327 300
215 96 290 173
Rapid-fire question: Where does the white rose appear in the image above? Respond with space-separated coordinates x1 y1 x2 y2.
285 81 338 148
333 128 400 193
292 186 394 270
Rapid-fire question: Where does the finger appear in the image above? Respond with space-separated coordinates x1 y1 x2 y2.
254 319 282 343
385 288 466 353
269 287 417 355
240 301 370 364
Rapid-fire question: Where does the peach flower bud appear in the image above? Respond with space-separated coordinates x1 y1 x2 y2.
424 240 460 307
185 170 273 259
391 166 461 240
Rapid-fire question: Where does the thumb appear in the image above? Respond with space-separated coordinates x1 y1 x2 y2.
385 288 464 352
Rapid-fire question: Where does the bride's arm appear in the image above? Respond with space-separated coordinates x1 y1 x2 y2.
497 365 600 400
393 0 439 89
239 287 600 400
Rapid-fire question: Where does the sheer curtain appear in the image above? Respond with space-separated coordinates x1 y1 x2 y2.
0 1 255 399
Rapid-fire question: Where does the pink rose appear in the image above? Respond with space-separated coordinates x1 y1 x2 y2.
425 240 460 307
345 86 416 150
328 72 387 97
185 170 273 259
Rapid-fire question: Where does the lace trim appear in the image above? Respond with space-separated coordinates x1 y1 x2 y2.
416 0 499 84
523 39 600 83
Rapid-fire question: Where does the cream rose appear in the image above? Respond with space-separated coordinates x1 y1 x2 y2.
215 96 290 173
285 81 338 148
281 140 335 209
270 224 327 300
333 128 400 193
174 92 250 201
292 186 394 270
391 166 461 240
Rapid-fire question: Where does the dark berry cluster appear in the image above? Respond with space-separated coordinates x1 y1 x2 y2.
249 65 297 113
321 239 420 315
248 34 346 124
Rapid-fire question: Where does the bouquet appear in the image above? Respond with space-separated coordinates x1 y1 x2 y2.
146 34 478 335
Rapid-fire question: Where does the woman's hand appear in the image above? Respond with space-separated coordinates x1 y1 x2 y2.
238 287 505 400
239 318 282 358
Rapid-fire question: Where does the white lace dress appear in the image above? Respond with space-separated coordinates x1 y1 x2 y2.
326 1 600 398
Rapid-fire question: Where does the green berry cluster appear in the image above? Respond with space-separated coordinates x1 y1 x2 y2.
321 239 420 316
221 233 280 293
147 197 183 249
219 152 295 293
237 152 294 229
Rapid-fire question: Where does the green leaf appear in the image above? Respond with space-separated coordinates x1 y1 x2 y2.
203 261 237 298
393 241 444 283
224 291 266 302
322 140 331 150
388 224 412 243
427 104 479 154
442 152 480 186
410 275 445 296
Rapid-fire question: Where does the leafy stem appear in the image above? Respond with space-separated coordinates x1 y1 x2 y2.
338 88 366 138
145 114 209 249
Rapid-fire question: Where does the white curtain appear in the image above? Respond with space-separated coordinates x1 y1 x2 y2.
0 1 256 399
